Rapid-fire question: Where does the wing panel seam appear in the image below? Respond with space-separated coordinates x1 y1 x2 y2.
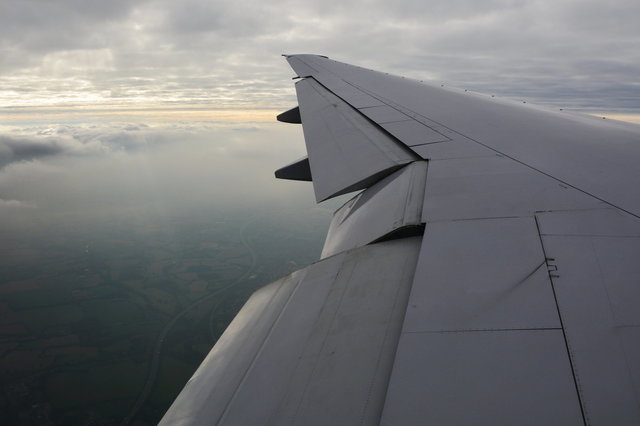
303 76 421 160
349 81 640 220
215 270 309 426
534 215 589 426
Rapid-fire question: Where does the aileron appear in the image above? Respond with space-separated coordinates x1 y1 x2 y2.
294 77 416 201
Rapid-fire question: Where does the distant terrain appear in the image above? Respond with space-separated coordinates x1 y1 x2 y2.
0 206 330 425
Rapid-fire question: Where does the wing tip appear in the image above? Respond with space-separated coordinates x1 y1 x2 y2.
282 53 329 59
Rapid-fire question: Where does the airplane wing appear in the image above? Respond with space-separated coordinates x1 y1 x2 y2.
160 55 640 425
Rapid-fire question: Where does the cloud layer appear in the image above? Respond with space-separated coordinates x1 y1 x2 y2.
1 0 639 112
0 120 313 220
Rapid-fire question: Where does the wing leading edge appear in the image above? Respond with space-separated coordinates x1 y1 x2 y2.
161 55 640 425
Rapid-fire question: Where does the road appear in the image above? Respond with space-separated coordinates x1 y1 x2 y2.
120 219 258 425
208 219 257 340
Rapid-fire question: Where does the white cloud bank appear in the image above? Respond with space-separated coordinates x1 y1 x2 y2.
0 121 313 224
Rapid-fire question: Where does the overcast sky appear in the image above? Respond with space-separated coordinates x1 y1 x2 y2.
1 0 639 216
1 0 639 112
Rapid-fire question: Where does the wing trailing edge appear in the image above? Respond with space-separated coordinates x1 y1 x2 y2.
294 77 417 202
160 238 422 426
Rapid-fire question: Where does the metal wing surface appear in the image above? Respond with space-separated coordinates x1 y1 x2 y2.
161 55 640 425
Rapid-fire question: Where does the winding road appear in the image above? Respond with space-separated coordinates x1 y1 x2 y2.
208 220 257 341
120 218 258 425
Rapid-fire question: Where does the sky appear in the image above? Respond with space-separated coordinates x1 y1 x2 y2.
1 0 640 217
1 0 640 110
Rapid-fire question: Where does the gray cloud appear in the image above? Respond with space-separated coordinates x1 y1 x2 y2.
0 123 180 169
0 198 32 209
0 0 638 113
163 0 283 37
0 135 67 168
0 121 312 224
0 0 138 51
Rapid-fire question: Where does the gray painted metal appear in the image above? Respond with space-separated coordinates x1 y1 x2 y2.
295 77 416 201
423 154 604 221
321 161 427 258
274 156 312 181
537 207 640 237
403 217 560 332
381 330 583 426
287 54 640 217
357 105 410 123
410 138 496 160
294 62 386 109
287 55 503 157
380 120 450 146
285 56 317 77
276 106 301 123
381 217 581 425
538 208 640 425
271 238 420 426
161 238 422 426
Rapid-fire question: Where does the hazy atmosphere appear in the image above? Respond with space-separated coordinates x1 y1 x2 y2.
1 0 639 424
